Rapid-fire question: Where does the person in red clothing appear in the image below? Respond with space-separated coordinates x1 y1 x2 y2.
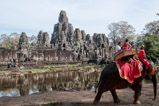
138 45 150 70
122 39 132 50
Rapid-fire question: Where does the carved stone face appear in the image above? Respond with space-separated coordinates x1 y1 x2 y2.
59 11 68 23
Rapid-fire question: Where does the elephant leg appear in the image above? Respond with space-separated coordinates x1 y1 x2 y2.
110 89 120 103
93 91 103 104
130 84 141 97
130 82 142 104
152 74 157 100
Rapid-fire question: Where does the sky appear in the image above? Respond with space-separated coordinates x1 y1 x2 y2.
0 0 159 37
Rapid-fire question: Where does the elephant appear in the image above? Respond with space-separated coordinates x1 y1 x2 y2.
93 60 157 104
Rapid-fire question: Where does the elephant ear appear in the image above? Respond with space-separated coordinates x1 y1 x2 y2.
145 64 155 75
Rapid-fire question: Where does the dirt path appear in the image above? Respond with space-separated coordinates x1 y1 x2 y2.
0 84 158 106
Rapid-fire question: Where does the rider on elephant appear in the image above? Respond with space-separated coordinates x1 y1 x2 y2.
138 45 150 70
122 39 132 50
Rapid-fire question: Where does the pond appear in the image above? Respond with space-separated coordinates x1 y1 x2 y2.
0 69 158 97
0 70 100 97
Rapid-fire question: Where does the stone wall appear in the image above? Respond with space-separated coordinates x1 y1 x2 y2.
0 48 16 64
31 48 76 63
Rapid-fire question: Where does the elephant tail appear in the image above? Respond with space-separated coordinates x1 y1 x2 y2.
95 81 101 93
95 69 104 93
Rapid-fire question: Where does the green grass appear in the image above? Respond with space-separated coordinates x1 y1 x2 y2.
21 64 104 72
64 64 79 67
44 64 79 68
0 64 105 73
79 65 95 69
44 64 104 69
0 71 8 73
78 65 104 69
20 68 50 72
42 101 62 106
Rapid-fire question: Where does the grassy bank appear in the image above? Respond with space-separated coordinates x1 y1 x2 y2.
44 64 103 69
0 64 105 73
20 68 50 72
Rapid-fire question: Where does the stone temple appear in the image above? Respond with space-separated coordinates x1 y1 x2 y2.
0 10 115 69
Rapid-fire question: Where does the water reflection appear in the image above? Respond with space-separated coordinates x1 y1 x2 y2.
0 71 100 97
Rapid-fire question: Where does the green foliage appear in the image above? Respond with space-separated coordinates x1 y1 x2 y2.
143 33 159 61
136 33 159 62
0 33 37 49
136 34 144 48
0 33 20 49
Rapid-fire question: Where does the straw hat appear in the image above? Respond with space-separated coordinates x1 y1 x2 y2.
140 45 145 49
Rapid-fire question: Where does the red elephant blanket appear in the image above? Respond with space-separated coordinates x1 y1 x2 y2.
116 59 141 83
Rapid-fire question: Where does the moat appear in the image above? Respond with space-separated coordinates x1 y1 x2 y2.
0 69 101 97
0 68 158 97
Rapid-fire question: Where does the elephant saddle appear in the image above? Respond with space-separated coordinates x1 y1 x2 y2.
116 58 141 84
115 49 136 60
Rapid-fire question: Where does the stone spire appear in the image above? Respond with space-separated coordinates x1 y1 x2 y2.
58 10 68 23
74 28 82 41
43 32 50 47
37 30 43 45
81 30 86 40
18 32 29 51
37 30 50 47
51 10 74 49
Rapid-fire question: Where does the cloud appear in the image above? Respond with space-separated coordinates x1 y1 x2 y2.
0 0 159 36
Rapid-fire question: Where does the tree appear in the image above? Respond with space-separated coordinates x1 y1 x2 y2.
108 21 136 46
136 33 159 62
28 35 37 45
0 33 20 49
144 20 159 35
143 33 159 61
135 34 145 49
137 20 159 62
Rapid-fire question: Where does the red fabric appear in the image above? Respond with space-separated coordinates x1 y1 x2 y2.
139 58 149 70
138 49 145 59
116 59 141 83
138 49 150 70
123 42 129 50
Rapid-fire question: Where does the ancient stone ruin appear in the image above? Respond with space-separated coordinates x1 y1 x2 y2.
50 10 74 50
37 30 50 47
0 10 115 69
18 32 29 51
50 10 114 63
